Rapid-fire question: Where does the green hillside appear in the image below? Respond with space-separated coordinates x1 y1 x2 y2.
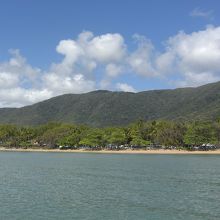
1 81 220 127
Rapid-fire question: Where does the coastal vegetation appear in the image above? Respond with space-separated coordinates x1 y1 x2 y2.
0 119 220 151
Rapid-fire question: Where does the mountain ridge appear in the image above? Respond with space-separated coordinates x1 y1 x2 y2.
0 81 220 126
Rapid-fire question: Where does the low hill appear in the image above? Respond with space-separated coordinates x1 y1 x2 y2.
1 81 220 126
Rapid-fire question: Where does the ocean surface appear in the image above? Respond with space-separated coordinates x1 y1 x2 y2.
0 152 220 220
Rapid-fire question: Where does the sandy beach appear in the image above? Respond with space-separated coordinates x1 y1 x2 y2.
1 148 220 154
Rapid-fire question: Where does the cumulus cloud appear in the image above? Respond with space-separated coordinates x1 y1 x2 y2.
175 72 220 87
116 83 136 93
128 34 158 77
158 26 220 86
0 49 41 83
0 72 19 89
0 32 126 107
0 87 53 108
87 33 126 63
105 63 122 77
43 73 95 95
48 31 126 93
0 49 45 107
100 63 123 89
1 27 220 107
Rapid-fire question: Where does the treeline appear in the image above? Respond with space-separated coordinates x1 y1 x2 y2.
0 120 220 150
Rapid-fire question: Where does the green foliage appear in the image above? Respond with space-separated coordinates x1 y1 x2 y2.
0 118 219 149
79 128 104 147
154 121 186 146
1 81 220 127
184 122 215 145
130 137 151 146
104 128 126 145
0 125 19 147
39 123 80 148
212 120 220 144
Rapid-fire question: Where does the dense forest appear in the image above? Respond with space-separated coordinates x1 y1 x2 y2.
1 81 220 127
0 119 220 151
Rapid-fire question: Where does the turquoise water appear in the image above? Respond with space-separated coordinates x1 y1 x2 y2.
0 152 220 220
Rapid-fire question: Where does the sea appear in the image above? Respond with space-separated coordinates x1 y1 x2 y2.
0 152 220 220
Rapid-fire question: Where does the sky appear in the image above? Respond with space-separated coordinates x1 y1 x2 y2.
0 0 220 107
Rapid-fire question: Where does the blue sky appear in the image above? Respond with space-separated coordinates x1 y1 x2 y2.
0 0 220 107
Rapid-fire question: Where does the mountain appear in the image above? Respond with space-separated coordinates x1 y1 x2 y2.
1 81 220 127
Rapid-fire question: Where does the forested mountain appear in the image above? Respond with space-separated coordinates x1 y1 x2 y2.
1 81 220 127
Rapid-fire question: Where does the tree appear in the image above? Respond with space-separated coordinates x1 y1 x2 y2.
39 123 77 148
154 121 186 146
184 122 215 146
105 128 126 145
79 128 104 147
130 137 151 146
0 125 19 147
129 120 154 146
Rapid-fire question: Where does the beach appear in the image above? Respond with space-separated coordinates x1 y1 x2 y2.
1 147 220 154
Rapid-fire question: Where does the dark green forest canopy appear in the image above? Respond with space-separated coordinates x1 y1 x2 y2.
0 119 220 149
1 81 220 127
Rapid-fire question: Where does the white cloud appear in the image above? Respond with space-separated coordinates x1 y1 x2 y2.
174 72 220 87
87 33 126 63
155 51 175 74
0 72 19 88
0 49 45 107
190 8 213 19
100 63 123 89
43 73 95 95
0 49 41 82
0 32 127 107
159 26 220 86
1 27 220 107
128 34 158 77
0 87 52 107
56 39 83 66
47 32 126 94
168 27 220 72
105 63 122 77
100 79 111 90
116 83 136 93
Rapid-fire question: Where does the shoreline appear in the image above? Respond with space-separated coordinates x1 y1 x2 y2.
1 148 220 154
